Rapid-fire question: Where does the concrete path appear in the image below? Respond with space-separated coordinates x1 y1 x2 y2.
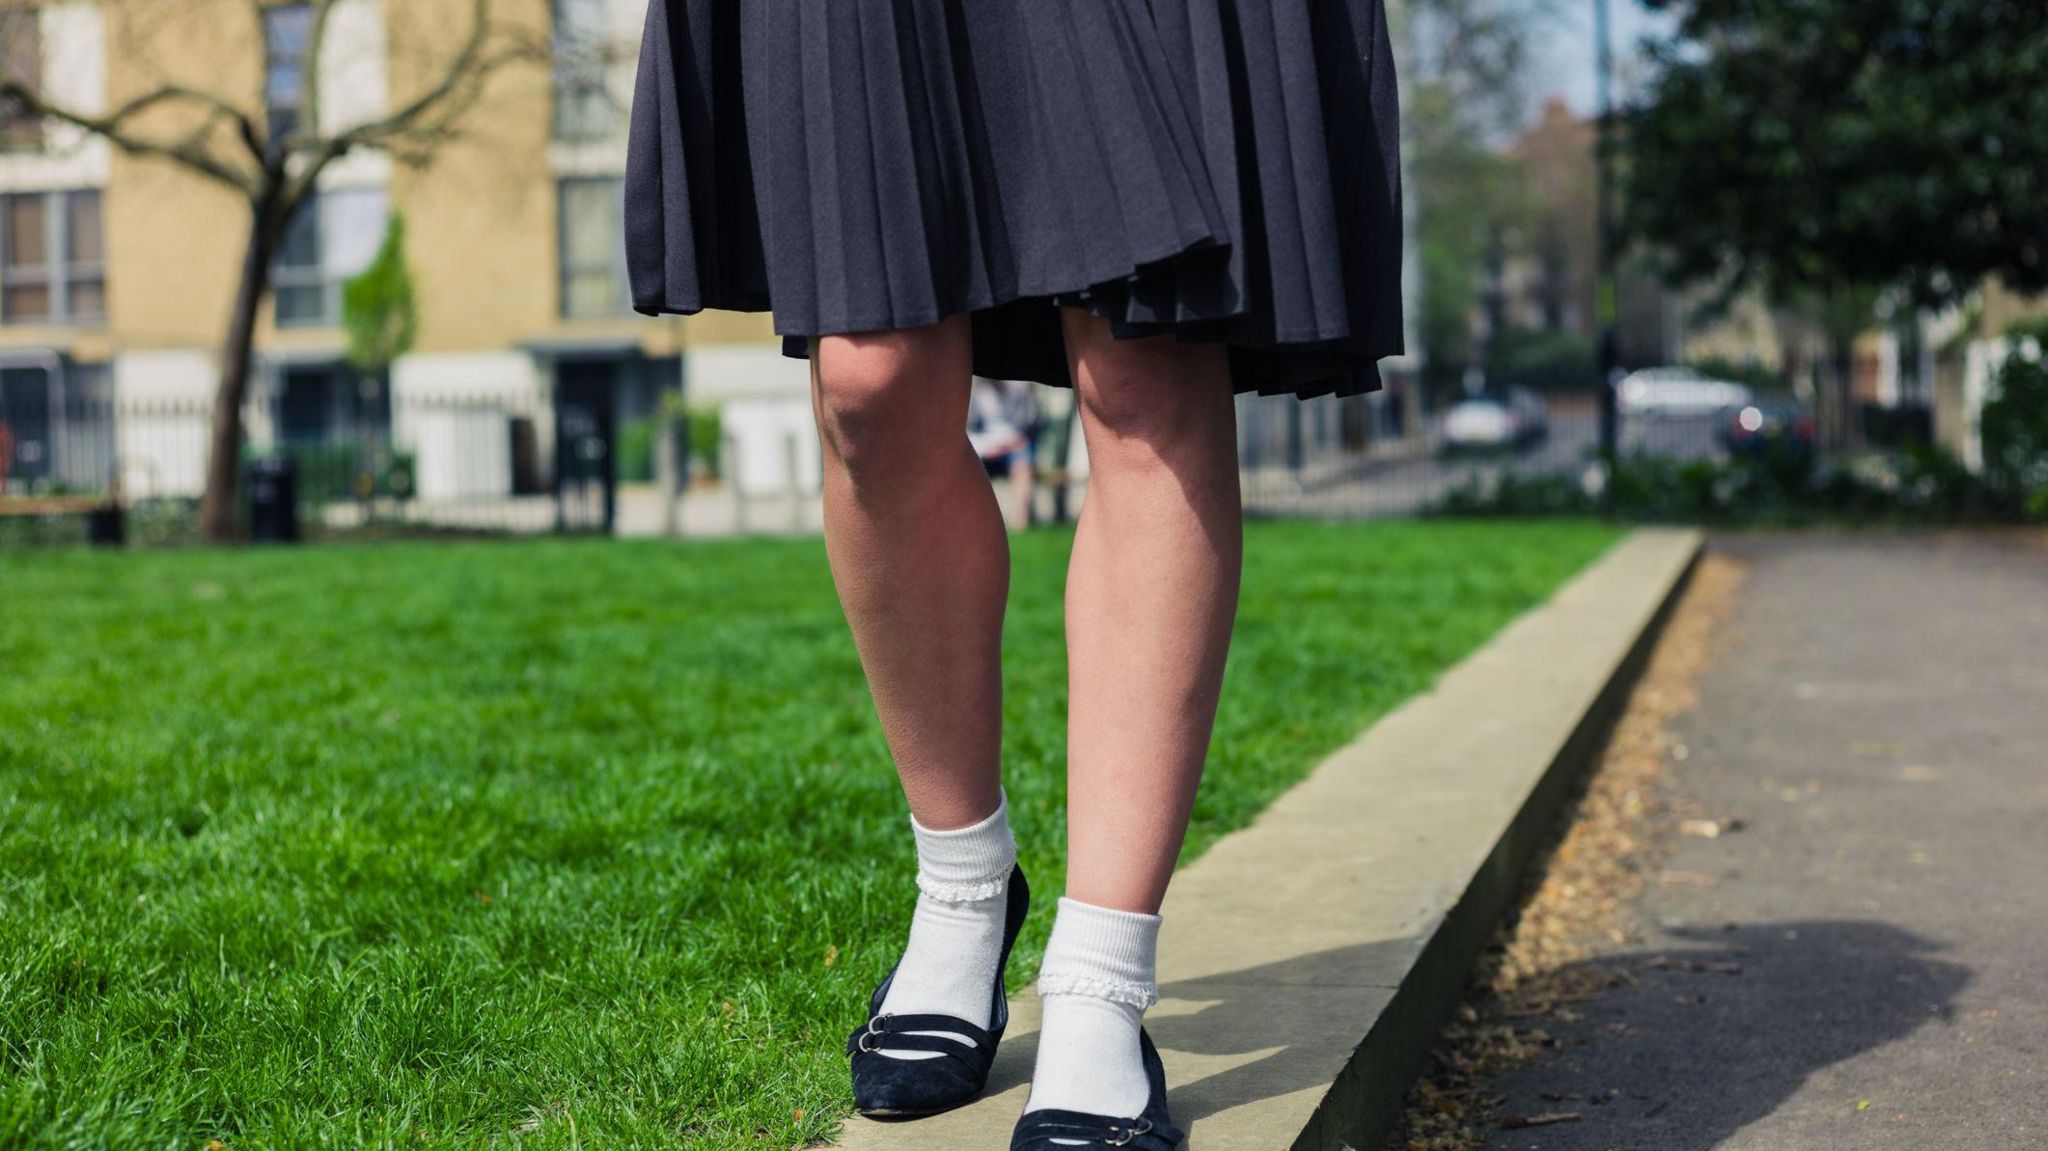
1476 532 2048 1151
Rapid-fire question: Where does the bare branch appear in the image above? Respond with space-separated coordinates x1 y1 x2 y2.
1 0 537 209
292 0 540 174
0 75 262 196
135 82 267 163
300 0 341 148
344 0 502 140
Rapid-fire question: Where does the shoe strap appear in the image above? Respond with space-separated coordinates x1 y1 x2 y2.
844 1012 996 1060
1012 1108 1183 1150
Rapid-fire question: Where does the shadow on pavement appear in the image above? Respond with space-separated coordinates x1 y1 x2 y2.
1149 939 1417 1127
1474 918 1972 1149
982 936 1420 1123
988 919 1968 1147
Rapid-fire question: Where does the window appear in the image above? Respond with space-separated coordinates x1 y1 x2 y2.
264 3 313 143
552 0 613 143
0 362 112 489
558 177 629 318
273 187 389 327
0 8 41 153
277 364 361 446
1 189 105 325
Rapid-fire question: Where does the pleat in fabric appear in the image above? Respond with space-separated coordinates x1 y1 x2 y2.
625 0 767 314
627 0 1404 399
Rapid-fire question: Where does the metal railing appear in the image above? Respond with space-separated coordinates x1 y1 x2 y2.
0 375 1972 547
0 385 615 545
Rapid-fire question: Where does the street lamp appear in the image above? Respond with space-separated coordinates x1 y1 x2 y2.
1594 0 1620 467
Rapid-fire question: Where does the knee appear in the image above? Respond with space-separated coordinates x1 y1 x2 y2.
1076 344 1229 468
813 336 936 473
1078 365 1177 444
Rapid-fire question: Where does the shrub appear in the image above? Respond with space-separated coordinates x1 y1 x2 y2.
245 443 416 505
1434 438 2028 526
1438 469 1597 517
1980 341 2048 517
617 417 658 484
687 401 723 480
1484 327 1597 394
618 402 726 484
1688 357 1797 394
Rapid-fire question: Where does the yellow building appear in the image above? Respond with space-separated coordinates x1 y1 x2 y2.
0 0 806 515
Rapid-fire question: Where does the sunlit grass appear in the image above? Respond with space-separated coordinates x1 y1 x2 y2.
0 520 1619 1149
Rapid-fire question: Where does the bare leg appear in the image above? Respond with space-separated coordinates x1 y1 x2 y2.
1007 453 1036 530
819 319 1031 1100
1020 311 1242 1123
1061 310 1243 913
812 315 1007 829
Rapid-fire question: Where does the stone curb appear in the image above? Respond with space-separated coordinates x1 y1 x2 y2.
833 527 1706 1151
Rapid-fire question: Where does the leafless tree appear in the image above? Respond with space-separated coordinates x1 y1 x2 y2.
0 0 540 540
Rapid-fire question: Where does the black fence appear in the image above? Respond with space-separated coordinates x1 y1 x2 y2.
1 365 1987 548
0 384 618 547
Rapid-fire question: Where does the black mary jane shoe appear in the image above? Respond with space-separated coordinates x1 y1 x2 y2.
848 863 1031 1118
1009 1028 1184 1150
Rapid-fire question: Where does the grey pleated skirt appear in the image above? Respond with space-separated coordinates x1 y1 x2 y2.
625 0 1404 399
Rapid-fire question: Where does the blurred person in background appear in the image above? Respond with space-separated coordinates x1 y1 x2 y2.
967 377 1040 530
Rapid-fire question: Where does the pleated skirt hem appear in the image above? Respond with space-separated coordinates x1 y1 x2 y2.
626 0 1405 401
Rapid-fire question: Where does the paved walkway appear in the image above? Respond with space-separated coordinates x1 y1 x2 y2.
1477 532 2048 1151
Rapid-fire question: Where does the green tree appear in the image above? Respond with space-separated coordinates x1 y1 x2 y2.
343 214 420 378
1409 89 1521 395
1625 0 2048 444
1403 0 1561 399
337 213 419 507
1980 320 2048 516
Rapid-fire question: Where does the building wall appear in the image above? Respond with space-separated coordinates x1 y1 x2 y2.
1981 281 2048 339
0 0 816 501
99 2 263 353
0 0 780 373
0 1 106 193
0 1 113 364
388 0 770 363
1677 290 1790 375
1504 99 1598 341
392 0 557 357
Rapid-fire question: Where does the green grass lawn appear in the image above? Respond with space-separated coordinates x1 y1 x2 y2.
0 521 1620 1150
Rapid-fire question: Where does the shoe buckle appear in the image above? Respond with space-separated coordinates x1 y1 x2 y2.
856 1014 890 1054
1105 1117 1151 1147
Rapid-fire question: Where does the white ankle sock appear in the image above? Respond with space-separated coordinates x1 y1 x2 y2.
875 791 1017 1062
1024 897 1161 1121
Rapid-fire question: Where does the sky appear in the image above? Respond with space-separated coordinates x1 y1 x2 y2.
1528 0 1678 120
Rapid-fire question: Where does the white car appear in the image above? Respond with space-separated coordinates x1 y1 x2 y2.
1617 367 1751 419
1443 388 1549 453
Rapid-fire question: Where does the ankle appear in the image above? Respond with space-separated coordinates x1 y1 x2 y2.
874 791 1018 1036
1035 897 1160 1006
909 792 1017 900
1024 898 1162 1117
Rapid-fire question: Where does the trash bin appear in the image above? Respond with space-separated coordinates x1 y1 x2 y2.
86 503 125 548
246 454 301 543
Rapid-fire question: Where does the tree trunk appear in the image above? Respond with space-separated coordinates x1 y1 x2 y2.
1830 334 1858 452
198 197 282 542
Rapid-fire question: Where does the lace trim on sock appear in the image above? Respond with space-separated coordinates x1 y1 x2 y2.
1036 970 1159 1010
915 870 1010 903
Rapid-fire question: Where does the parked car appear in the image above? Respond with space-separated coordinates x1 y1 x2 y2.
1617 367 1751 419
1718 393 1817 457
1443 387 1550 453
